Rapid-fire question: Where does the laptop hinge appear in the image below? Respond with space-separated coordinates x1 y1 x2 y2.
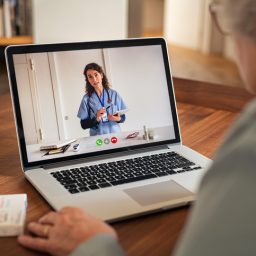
167 142 182 148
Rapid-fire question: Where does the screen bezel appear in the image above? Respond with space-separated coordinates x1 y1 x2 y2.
5 38 181 169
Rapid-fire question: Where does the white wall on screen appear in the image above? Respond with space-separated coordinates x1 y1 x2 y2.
105 45 174 131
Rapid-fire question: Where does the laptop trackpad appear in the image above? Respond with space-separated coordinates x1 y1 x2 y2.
124 180 194 206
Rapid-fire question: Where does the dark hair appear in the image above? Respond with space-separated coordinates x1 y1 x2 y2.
83 63 110 96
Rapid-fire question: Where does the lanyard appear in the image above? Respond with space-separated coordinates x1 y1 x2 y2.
95 88 105 108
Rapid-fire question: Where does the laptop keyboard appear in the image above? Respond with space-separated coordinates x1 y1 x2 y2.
50 152 202 194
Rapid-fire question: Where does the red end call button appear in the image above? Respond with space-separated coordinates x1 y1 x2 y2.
111 137 118 144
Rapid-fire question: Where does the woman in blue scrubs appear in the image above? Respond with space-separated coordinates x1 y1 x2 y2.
77 63 127 136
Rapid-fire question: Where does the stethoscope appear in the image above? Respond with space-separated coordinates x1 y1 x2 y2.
88 88 112 118
95 88 112 106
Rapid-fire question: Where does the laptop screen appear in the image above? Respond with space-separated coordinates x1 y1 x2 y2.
6 38 180 168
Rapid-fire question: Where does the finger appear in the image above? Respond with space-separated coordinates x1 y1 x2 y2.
59 206 82 213
39 211 59 225
27 222 51 238
60 207 87 217
18 235 49 253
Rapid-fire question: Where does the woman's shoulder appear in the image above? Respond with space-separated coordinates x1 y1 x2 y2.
82 93 90 99
208 98 256 162
230 98 256 132
108 88 116 93
241 98 256 116
80 93 90 103
108 88 120 96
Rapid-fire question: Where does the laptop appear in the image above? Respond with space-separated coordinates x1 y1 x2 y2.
5 38 211 222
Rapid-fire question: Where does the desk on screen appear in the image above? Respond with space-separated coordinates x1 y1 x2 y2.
26 126 175 162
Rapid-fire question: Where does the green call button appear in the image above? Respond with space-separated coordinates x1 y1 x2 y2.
96 138 103 146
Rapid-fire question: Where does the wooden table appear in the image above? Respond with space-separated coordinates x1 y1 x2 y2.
0 78 253 255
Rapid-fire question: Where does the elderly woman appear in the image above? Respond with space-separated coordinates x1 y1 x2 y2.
18 0 256 255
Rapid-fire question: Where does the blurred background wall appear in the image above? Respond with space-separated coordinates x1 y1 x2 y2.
0 0 243 95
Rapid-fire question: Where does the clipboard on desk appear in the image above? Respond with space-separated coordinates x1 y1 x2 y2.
44 144 71 156
40 139 76 151
113 109 128 116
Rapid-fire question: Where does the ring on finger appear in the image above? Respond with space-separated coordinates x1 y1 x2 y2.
43 226 50 237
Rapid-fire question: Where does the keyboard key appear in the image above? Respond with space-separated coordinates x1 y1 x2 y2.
96 178 107 183
64 184 77 189
155 172 169 177
79 187 89 192
68 189 80 194
98 182 112 188
89 185 99 190
87 180 97 186
166 170 177 175
61 179 76 185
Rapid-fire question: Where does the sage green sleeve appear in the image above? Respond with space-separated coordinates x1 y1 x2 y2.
70 234 125 256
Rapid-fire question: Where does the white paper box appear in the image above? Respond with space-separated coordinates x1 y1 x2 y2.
0 194 27 236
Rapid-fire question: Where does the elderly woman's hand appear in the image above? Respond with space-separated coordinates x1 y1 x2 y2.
18 207 117 256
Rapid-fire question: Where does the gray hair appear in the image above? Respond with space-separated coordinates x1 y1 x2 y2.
223 0 256 41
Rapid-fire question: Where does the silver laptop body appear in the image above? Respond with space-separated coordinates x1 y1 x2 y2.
5 38 211 221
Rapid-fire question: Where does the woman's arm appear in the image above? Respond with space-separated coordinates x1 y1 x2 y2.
117 114 125 123
110 89 127 124
80 108 107 129
80 118 99 130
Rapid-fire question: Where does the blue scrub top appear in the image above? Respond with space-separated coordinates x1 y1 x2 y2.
77 88 127 136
